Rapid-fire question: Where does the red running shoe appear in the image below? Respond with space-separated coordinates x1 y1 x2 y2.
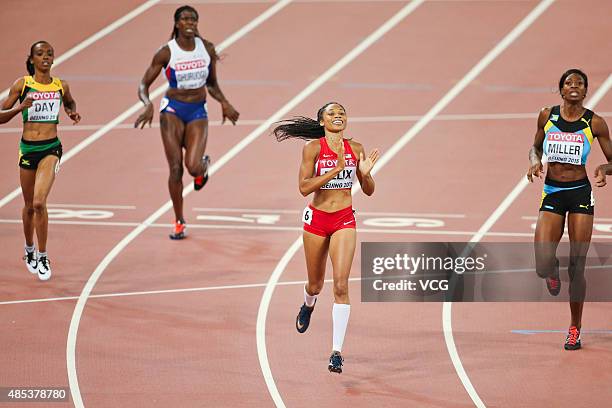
194 155 210 191
546 276 561 296
169 219 186 240
564 326 581 350
546 258 561 296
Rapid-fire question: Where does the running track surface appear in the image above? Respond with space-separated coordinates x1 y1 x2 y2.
1 1 611 407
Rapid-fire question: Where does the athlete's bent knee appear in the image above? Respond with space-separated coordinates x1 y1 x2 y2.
185 160 201 177
535 256 557 279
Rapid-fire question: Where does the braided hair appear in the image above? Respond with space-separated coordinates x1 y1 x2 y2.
272 102 345 142
26 40 50 75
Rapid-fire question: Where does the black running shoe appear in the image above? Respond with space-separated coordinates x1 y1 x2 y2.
194 155 210 191
546 258 561 296
295 300 316 333
328 351 343 374
564 326 581 350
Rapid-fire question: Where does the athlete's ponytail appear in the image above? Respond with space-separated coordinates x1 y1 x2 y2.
558 68 588 92
25 41 49 75
272 102 344 142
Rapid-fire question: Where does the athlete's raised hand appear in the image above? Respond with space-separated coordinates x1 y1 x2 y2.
221 101 239 125
359 148 380 176
527 161 543 183
134 103 154 129
594 165 608 187
334 140 346 172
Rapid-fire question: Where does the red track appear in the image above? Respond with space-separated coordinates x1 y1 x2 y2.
1 1 611 407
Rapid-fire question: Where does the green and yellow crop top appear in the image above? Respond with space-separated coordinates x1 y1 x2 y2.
19 76 64 124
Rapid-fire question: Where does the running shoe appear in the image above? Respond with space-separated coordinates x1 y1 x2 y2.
23 248 38 274
194 155 211 191
37 255 51 281
546 258 561 296
169 219 186 240
564 326 581 350
296 300 316 333
328 351 344 374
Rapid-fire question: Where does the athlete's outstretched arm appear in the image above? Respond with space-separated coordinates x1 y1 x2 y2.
527 107 550 182
0 78 31 124
134 46 170 129
353 141 378 196
593 115 612 187
203 40 239 125
299 140 345 197
61 80 81 124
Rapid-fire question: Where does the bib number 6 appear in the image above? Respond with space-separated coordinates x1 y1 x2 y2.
302 207 313 225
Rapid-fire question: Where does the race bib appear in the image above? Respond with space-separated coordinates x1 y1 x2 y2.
545 132 584 165
302 207 313 225
320 155 357 190
175 58 208 89
26 91 62 122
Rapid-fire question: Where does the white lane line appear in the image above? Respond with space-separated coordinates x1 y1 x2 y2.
0 0 291 211
192 207 466 217
256 1 555 407
522 216 612 222
2 218 611 239
2 277 363 307
65 2 294 407
46 204 136 209
0 0 162 101
193 207 301 214
442 55 612 408
6 112 612 134
6 259 612 307
586 74 612 110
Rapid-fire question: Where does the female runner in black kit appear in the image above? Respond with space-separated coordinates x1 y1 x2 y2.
528 69 612 350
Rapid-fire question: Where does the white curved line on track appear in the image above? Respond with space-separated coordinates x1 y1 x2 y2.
0 0 163 101
65 1 294 406
256 0 556 407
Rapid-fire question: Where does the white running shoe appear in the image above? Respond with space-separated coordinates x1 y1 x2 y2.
37 255 52 281
23 249 38 274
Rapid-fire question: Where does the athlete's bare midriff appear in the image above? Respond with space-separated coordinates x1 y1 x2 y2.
22 122 57 141
165 86 207 104
311 189 352 212
546 162 588 182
